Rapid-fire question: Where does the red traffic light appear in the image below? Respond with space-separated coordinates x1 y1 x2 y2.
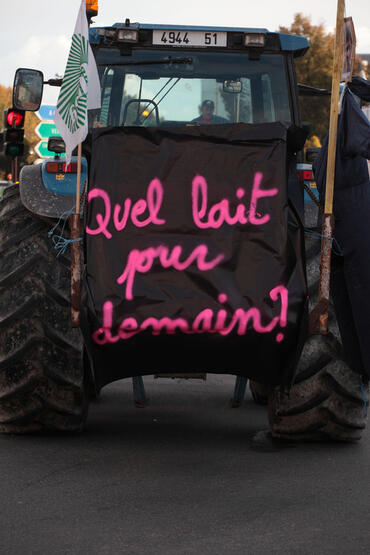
3 111 25 158
4 108 25 128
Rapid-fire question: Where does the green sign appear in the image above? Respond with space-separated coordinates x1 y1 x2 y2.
35 122 59 140
35 140 65 158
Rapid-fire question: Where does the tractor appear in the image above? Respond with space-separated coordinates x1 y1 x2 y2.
1 15 367 440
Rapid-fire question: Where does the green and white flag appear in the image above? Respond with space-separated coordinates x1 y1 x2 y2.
54 0 101 166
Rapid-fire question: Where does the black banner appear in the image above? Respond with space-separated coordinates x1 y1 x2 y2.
84 123 307 388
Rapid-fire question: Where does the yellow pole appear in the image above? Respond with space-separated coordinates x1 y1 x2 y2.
324 0 345 214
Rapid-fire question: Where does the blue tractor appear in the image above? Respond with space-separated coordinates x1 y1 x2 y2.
1 18 367 440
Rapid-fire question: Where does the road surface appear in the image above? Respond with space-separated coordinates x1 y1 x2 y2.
1 374 369 554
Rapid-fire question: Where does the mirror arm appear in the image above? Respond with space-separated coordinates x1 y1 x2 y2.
44 78 63 87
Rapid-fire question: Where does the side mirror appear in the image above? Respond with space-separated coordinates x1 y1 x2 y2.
223 80 242 94
48 137 65 154
13 68 44 112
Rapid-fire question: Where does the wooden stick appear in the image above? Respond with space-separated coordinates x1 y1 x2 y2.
75 142 82 214
324 0 345 215
71 143 82 327
309 0 345 335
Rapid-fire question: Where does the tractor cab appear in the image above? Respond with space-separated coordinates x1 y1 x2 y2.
88 23 308 130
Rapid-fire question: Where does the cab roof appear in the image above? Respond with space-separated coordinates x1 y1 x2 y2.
89 22 309 57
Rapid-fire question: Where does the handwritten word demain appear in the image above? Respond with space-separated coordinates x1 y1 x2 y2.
86 172 279 238
92 286 288 345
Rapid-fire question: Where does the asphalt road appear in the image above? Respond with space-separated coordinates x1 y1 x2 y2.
1 374 370 554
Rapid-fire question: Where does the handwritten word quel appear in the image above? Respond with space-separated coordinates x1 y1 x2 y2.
86 178 165 239
86 172 279 239
92 285 288 344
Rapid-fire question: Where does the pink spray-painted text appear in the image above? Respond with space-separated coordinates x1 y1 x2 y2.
117 244 224 300
86 178 166 239
192 172 278 229
92 285 288 344
86 172 279 239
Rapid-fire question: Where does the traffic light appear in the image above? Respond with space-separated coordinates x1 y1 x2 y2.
4 108 25 157
4 108 25 128
4 128 24 157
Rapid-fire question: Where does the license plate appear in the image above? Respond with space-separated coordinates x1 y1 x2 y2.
153 30 227 48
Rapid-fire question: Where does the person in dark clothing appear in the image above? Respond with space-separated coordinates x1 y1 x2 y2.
191 99 228 124
313 77 370 376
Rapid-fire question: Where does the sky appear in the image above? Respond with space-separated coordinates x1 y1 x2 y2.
0 0 369 105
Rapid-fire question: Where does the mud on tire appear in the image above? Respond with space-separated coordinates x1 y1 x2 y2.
0 184 87 433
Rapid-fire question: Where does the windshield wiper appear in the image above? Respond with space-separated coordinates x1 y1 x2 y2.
136 77 182 125
99 57 193 67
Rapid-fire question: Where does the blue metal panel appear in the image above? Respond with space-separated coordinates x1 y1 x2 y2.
297 164 319 204
41 156 88 196
112 22 269 33
278 33 310 55
89 27 101 44
90 24 310 54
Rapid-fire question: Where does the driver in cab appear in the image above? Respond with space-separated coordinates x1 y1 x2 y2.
191 99 228 124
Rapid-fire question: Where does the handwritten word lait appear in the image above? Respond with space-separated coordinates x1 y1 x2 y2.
192 172 278 228
92 286 288 345
86 172 278 239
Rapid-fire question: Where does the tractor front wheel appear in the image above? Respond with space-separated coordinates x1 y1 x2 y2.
0 184 87 433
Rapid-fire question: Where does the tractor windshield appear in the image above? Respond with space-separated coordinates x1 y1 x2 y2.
91 48 291 128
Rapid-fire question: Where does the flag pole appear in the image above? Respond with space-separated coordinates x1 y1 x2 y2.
52 0 101 327
71 142 82 327
309 0 345 334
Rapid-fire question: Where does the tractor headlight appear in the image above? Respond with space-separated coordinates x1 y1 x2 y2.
244 33 265 47
117 29 139 43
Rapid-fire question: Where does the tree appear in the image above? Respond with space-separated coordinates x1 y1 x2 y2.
279 14 333 141
280 14 369 141
23 111 40 165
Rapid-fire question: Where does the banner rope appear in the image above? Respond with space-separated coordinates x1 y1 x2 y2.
48 206 83 257
304 229 342 256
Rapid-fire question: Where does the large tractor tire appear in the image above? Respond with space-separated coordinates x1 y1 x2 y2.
0 184 87 433
269 333 369 442
248 205 330 410
268 202 369 441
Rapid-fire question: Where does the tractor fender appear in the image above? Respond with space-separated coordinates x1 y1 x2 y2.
19 160 87 219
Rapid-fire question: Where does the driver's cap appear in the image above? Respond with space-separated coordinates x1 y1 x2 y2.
201 99 215 109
